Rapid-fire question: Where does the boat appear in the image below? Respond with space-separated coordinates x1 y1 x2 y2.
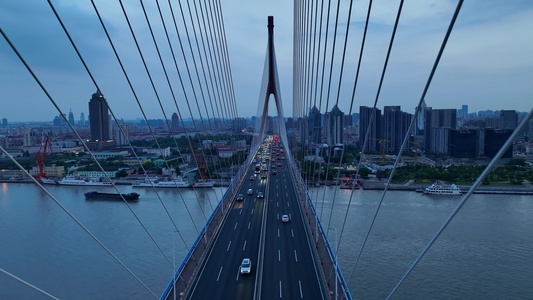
132 180 192 188
40 178 59 184
340 178 360 189
42 175 113 186
423 182 461 195
84 191 140 201
193 180 215 188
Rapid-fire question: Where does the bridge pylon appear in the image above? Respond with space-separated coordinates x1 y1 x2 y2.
252 16 291 157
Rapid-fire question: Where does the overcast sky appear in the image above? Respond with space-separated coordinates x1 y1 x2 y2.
1 0 532 123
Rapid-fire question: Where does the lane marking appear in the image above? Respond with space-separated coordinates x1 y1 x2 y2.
217 266 223 281
239 208 242 215
248 222 251 229
243 240 247 251
299 280 303 298
277 228 280 237
287 202 290 207
286 193 288 197
278 250 281 262
251 208 254 215
294 250 298 262
291 229 294 238
277 213 279 220
277 201 279 207
279 280 282 298
227 241 232 251
234 222 238 230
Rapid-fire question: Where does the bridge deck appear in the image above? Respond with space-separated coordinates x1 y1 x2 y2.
174 140 328 299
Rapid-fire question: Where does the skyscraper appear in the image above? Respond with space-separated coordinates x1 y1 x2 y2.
89 90 110 142
1 118 7 127
68 109 75 125
424 108 456 153
171 112 179 132
308 106 322 144
80 112 86 126
499 110 517 130
325 105 344 145
359 106 381 151
382 106 412 153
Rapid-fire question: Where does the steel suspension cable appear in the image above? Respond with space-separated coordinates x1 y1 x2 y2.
311 0 326 203
0 268 59 299
324 0 356 237
12 2 189 272
147 0 223 205
48 0 196 268
318 0 342 223
125 0 213 216
0 28 157 298
344 0 405 284
308 0 322 204
301 0 312 186
389 108 531 299
172 0 240 186
213 0 239 120
203 0 235 124
90 0 203 235
331 0 373 274
165 0 239 188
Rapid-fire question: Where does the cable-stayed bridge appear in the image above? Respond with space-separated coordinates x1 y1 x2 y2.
1 1 532 299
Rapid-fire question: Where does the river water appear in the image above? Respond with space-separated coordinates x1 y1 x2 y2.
1 183 532 299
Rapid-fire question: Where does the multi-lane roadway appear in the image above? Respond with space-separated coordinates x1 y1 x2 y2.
186 138 327 299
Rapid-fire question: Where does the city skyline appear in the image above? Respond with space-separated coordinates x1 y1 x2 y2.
1 1 532 122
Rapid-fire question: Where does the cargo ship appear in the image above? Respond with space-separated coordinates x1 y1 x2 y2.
84 191 140 201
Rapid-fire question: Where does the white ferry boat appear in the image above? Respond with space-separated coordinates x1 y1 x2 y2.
132 179 191 188
193 180 215 188
423 182 461 195
41 175 113 186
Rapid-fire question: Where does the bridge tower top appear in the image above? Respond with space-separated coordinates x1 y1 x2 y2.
253 16 291 157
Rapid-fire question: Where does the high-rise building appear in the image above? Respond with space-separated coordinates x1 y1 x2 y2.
499 110 518 130
424 108 456 153
113 124 130 146
484 129 512 158
68 109 75 125
53 114 67 127
1 118 7 127
308 106 321 144
171 112 179 132
325 105 344 145
88 90 110 142
80 112 85 125
382 106 412 153
359 106 381 151
450 129 478 158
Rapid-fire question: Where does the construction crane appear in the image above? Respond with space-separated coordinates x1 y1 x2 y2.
369 138 390 164
35 135 53 181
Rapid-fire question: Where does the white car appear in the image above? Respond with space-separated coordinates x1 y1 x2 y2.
247 189 253 195
240 258 251 275
236 194 244 201
281 215 289 222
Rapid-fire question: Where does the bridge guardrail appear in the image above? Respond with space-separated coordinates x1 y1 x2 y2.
287 154 352 300
160 154 253 300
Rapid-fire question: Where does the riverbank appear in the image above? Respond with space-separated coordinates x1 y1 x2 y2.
0 178 233 187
